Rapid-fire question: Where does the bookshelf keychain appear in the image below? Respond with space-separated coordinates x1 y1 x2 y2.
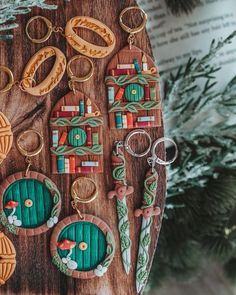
49 55 104 174
0 130 61 236
105 7 161 130
108 129 152 274
50 177 115 279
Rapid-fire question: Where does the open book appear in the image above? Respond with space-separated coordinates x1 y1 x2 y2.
138 0 236 89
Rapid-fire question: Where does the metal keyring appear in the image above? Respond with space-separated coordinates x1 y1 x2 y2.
16 130 44 158
124 129 152 158
71 177 97 203
151 137 178 166
26 16 53 43
0 66 14 93
67 55 94 87
119 6 148 34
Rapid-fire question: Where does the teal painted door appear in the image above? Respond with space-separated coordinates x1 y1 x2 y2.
57 222 107 271
3 179 53 228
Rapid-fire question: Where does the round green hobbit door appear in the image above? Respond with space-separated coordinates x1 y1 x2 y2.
0 171 61 236
125 83 144 102
68 127 87 147
50 214 115 279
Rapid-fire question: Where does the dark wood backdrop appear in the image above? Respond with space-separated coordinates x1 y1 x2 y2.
0 0 166 294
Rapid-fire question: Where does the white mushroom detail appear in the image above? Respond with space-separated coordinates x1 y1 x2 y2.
94 264 108 277
47 216 58 228
57 239 78 270
4 200 22 226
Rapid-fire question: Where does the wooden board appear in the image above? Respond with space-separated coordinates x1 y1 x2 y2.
0 0 166 294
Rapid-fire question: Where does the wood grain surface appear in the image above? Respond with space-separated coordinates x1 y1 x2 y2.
0 0 166 294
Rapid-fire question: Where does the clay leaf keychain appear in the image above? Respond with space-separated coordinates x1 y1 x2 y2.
108 129 152 274
105 7 161 130
50 177 115 278
0 130 61 235
108 143 134 274
135 138 178 293
49 55 104 174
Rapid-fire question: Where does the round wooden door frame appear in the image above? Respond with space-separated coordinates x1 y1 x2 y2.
0 171 61 236
50 214 115 279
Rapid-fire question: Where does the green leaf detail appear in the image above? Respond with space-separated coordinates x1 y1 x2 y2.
0 211 17 234
109 101 160 113
121 235 131 250
138 254 147 267
117 201 128 218
137 270 148 284
105 74 159 86
52 254 71 276
51 145 103 156
143 192 153 206
142 234 151 247
120 220 129 233
50 116 103 127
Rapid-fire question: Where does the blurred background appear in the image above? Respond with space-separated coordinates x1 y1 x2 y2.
136 0 236 294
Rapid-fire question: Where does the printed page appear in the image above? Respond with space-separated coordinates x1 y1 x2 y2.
138 0 236 88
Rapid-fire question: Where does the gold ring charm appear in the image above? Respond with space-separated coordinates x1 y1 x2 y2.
25 16 53 43
0 231 16 285
0 112 13 165
67 55 94 86
0 66 14 93
65 16 116 58
71 177 97 204
21 46 66 96
119 6 148 34
16 129 44 158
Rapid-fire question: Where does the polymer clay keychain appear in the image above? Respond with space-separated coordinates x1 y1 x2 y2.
105 7 161 130
49 55 104 174
0 46 66 96
50 177 115 278
134 137 178 293
0 130 61 235
26 16 116 58
0 231 16 285
108 129 152 274
0 112 13 165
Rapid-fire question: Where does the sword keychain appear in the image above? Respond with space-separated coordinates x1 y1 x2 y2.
108 129 152 274
134 137 178 293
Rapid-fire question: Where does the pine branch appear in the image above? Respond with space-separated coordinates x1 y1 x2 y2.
0 1 57 40
163 31 236 196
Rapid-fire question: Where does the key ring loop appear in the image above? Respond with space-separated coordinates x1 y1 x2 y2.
119 6 148 34
0 66 14 93
67 55 94 86
150 137 178 166
124 129 152 158
16 130 44 158
71 177 98 204
26 16 53 43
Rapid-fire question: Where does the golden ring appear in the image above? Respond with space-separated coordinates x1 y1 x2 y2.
21 46 66 96
119 6 148 34
67 55 94 85
65 16 116 58
25 16 53 43
71 177 97 204
16 130 44 158
0 66 14 93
